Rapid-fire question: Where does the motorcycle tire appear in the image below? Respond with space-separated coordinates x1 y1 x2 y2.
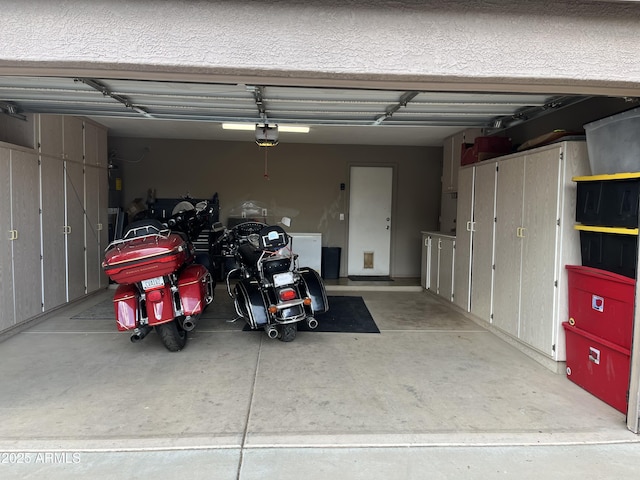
155 319 188 352
278 323 297 342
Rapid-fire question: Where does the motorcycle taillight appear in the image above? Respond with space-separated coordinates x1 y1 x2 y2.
146 289 164 303
279 288 297 302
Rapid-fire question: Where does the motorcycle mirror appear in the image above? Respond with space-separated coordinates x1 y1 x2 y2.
280 216 291 227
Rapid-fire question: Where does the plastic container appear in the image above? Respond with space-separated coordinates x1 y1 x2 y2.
563 322 630 414
584 107 640 174
566 265 635 349
576 225 638 279
575 173 640 228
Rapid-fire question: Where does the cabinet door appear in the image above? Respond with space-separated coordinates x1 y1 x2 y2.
442 136 454 192
65 160 86 300
63 116 83 163
428 237 438 294
0 148 14 331
11 150 42 323
451 134 463 192
439 238 455 301
40 154 67 311
470 161 497 322
39 115 63 158
519 148 561 355
492 157 525 337
421 234 429 289
98 164 109 288
85 164 101 293
453 166 474 311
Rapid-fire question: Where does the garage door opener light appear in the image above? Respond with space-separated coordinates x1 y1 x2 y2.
222 123 310 133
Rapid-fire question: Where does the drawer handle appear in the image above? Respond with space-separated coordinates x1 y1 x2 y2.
589 347 600 365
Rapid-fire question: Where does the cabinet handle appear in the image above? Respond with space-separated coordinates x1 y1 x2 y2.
9 230 18 240
466 221 472 232
520 227 526 238
438 239 442 250
97 223 103 231
63 226 72 234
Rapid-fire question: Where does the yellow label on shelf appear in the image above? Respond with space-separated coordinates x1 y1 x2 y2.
115 178 122 191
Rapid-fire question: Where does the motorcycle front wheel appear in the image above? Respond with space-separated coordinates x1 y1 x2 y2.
155 319 188 351
278 323 297 342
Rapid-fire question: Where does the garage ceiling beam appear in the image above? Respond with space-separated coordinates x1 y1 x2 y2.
74 78 152 118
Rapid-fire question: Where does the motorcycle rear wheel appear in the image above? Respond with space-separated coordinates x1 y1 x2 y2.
278 323 297 342
155 319 188 351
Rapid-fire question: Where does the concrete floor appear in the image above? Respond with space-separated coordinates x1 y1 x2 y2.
1 280 639 479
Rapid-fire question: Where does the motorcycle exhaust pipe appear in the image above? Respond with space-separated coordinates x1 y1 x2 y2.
266 326 279 339
182 316 196 332
307 317 318 330
130 326 152 343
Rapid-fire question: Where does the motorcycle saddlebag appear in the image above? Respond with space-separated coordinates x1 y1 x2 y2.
177 264 211 316
234 279 269 328
113 284 139 331
299 268 329 314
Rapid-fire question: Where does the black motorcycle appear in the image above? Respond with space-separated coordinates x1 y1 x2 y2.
213 219 328 341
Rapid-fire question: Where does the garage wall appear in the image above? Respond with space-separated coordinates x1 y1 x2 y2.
108 137 442 278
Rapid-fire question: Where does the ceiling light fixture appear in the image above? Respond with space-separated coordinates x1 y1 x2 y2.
222 123 309 133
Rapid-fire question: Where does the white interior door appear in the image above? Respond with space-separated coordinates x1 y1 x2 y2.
348 166 393 276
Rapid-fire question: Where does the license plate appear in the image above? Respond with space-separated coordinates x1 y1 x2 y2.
141 276 164 290
273 271 294 287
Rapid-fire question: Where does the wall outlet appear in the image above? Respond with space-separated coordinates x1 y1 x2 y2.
339 213 345 221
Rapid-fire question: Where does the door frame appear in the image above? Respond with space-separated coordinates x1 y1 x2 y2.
345 162 397 277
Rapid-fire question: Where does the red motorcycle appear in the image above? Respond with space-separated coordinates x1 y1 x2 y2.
102 201 215 351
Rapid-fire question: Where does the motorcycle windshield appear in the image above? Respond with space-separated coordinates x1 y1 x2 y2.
223 200 298 228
